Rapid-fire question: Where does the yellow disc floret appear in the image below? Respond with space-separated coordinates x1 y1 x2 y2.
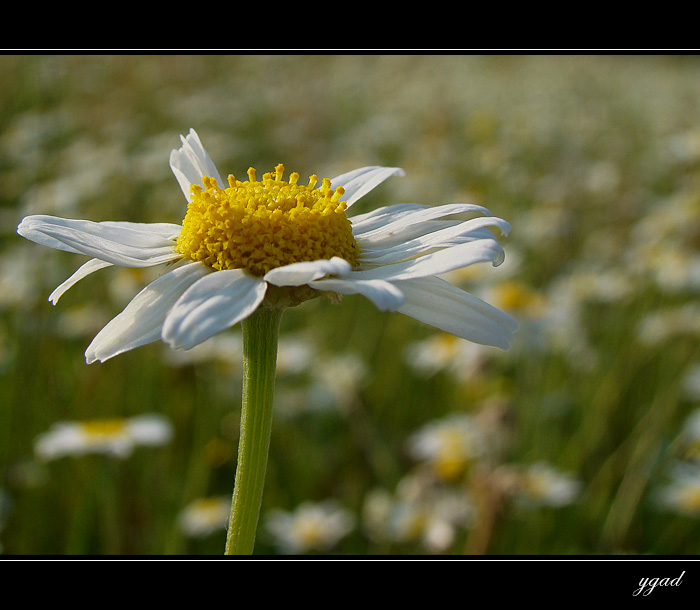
175 164 358 276
79 419 128 438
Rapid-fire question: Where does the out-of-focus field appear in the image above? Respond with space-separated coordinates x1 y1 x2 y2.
1 54 700 555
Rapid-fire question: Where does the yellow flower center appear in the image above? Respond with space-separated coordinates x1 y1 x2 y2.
79 419 128 438
494 281 544 314
175 164 358 277
678 485 700 514
433 429 472 481
292 517 328 548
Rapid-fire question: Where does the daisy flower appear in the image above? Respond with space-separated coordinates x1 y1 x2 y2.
407 413 487 482
34 414 173 460
362 473 475 553
265 500 355 554
655 462 700 517
178 496 231 538
512 462 583 508
17 128 517 363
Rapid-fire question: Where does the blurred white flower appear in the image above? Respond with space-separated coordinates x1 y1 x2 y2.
549 268 634 305
272 349 370 417
681 363 700 401
178 496 231 538
405 332 491 382
630 242 700 294
34 414 173 460
407 414 486 482
628 186 700 294
275 336 317 376
363 487 427 546
512 462 582 508
539 265 635 369
483 280 547 319
265 501 354 554
308 352 368 408
667 128 700 164
631 188 700 248
538 279 598 370
655 462 700 517
363 473 475 553
675 408 700 461
637 303 700 345
584 160 620 196
517 203 576 247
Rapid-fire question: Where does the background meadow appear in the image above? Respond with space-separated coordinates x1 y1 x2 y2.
1 54 700 555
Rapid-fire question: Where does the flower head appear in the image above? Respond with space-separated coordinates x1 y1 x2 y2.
676 408 700 460
362 473 475 552
655 462 700 517
264 500 354 554
178 496 231 538
17 129 517 362
407 414 486 482
34 414 173 460
511 462 583 508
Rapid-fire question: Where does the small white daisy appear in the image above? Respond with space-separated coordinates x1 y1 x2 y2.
405 331 491 381
681 363 700 401
17 129 517 363
265 500 354 554
34 413 173 460
178 496 231 538
677 409 700 460
363 473 475 552
513 462 582 508
407 414 486 482
655 462 700 517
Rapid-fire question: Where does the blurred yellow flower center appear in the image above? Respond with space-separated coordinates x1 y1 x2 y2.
433 333 460 358
678 486 700 513
79 419 127 438
293 517 326 547
191 498 229 522
494 281 544 314
433 429 471 481
175 164 358 276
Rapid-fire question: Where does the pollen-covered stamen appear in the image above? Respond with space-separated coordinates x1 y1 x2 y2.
176 164 358 276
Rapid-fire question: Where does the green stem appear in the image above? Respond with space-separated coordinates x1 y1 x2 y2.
225 306 283 555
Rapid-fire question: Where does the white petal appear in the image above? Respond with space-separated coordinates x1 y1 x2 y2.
309 277 405 311
330 166 405 208
101 221 182 240
18 216 89 255
85 262 210 363
396 276 518 349
18 215 180 267
352 203 499 246
169 128 224 200
127 414 174 446
358 216 511 265
163 269 267 350
49 258 113 305
349 203 429 232
263 257 352 287
348 239 505 282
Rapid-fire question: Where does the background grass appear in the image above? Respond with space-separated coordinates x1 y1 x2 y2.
1 54 700 555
